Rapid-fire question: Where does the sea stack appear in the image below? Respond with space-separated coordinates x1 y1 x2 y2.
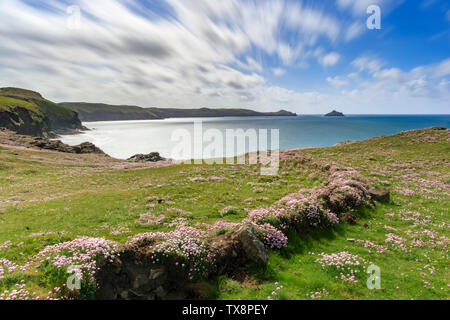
325 110 345 117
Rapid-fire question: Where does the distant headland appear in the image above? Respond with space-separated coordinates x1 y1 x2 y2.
60 103 297 122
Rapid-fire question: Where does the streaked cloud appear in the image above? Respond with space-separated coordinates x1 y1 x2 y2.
321 53 341 67
0 0 447 114
327 76 349 87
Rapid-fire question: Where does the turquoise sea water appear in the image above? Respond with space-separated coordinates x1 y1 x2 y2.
59 115 450 159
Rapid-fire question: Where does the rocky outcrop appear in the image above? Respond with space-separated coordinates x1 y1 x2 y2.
29 139 105 154
128 152 165 162
0 128 105 155
0 107 45 136
325 110 345 117
95 248 188 300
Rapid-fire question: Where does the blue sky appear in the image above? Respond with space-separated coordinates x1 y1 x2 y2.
0 0 449 114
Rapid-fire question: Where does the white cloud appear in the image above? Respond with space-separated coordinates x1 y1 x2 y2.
345 22 365 41
0 0 447 115
352 56 383 73
374 68 405 83
337 0 383 15
327 76 349 87
321 52 341 66
439 79 450 91
285 3 340 41
0 0 349 108
236 57 263 73
434 58 450 77
318 56 450 114
349 57 450 100
277 43 298 65
337 0 402 16
273 68 286 76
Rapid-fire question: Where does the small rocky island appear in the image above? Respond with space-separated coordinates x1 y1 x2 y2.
325 110 345 117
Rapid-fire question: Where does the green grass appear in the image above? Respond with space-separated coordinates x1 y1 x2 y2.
0 127 448 299
0 96 41 114
0 87 44 101
60 102 161 121
33 100 78 126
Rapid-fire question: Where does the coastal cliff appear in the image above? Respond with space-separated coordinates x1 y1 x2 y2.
0 87 83 136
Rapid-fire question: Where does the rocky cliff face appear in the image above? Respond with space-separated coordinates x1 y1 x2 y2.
0 106 46 136
0 87 83 136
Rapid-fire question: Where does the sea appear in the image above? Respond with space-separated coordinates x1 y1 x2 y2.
58 115 450 160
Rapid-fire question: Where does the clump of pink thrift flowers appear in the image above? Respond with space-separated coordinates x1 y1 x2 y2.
315 252 370 284
129 225 212 281
308 288 329 300
267 282 284 300
36 237 118 297
220 206 237 217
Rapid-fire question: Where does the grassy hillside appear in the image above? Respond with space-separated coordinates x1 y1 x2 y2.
147 107 296 119
0 96 41 114
0 127 448 300
0 88 82 136
61 102 296 122
60 103 162 121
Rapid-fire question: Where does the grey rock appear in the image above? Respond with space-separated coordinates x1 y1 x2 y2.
128 152 165 162
369 188 390 203
234 224 269 264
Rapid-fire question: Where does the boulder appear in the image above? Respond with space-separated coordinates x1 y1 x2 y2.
128 152 165 162
341 212 357 225
72 142 105 154
233 224 269 265
369 188 390 203
205 223 269 274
